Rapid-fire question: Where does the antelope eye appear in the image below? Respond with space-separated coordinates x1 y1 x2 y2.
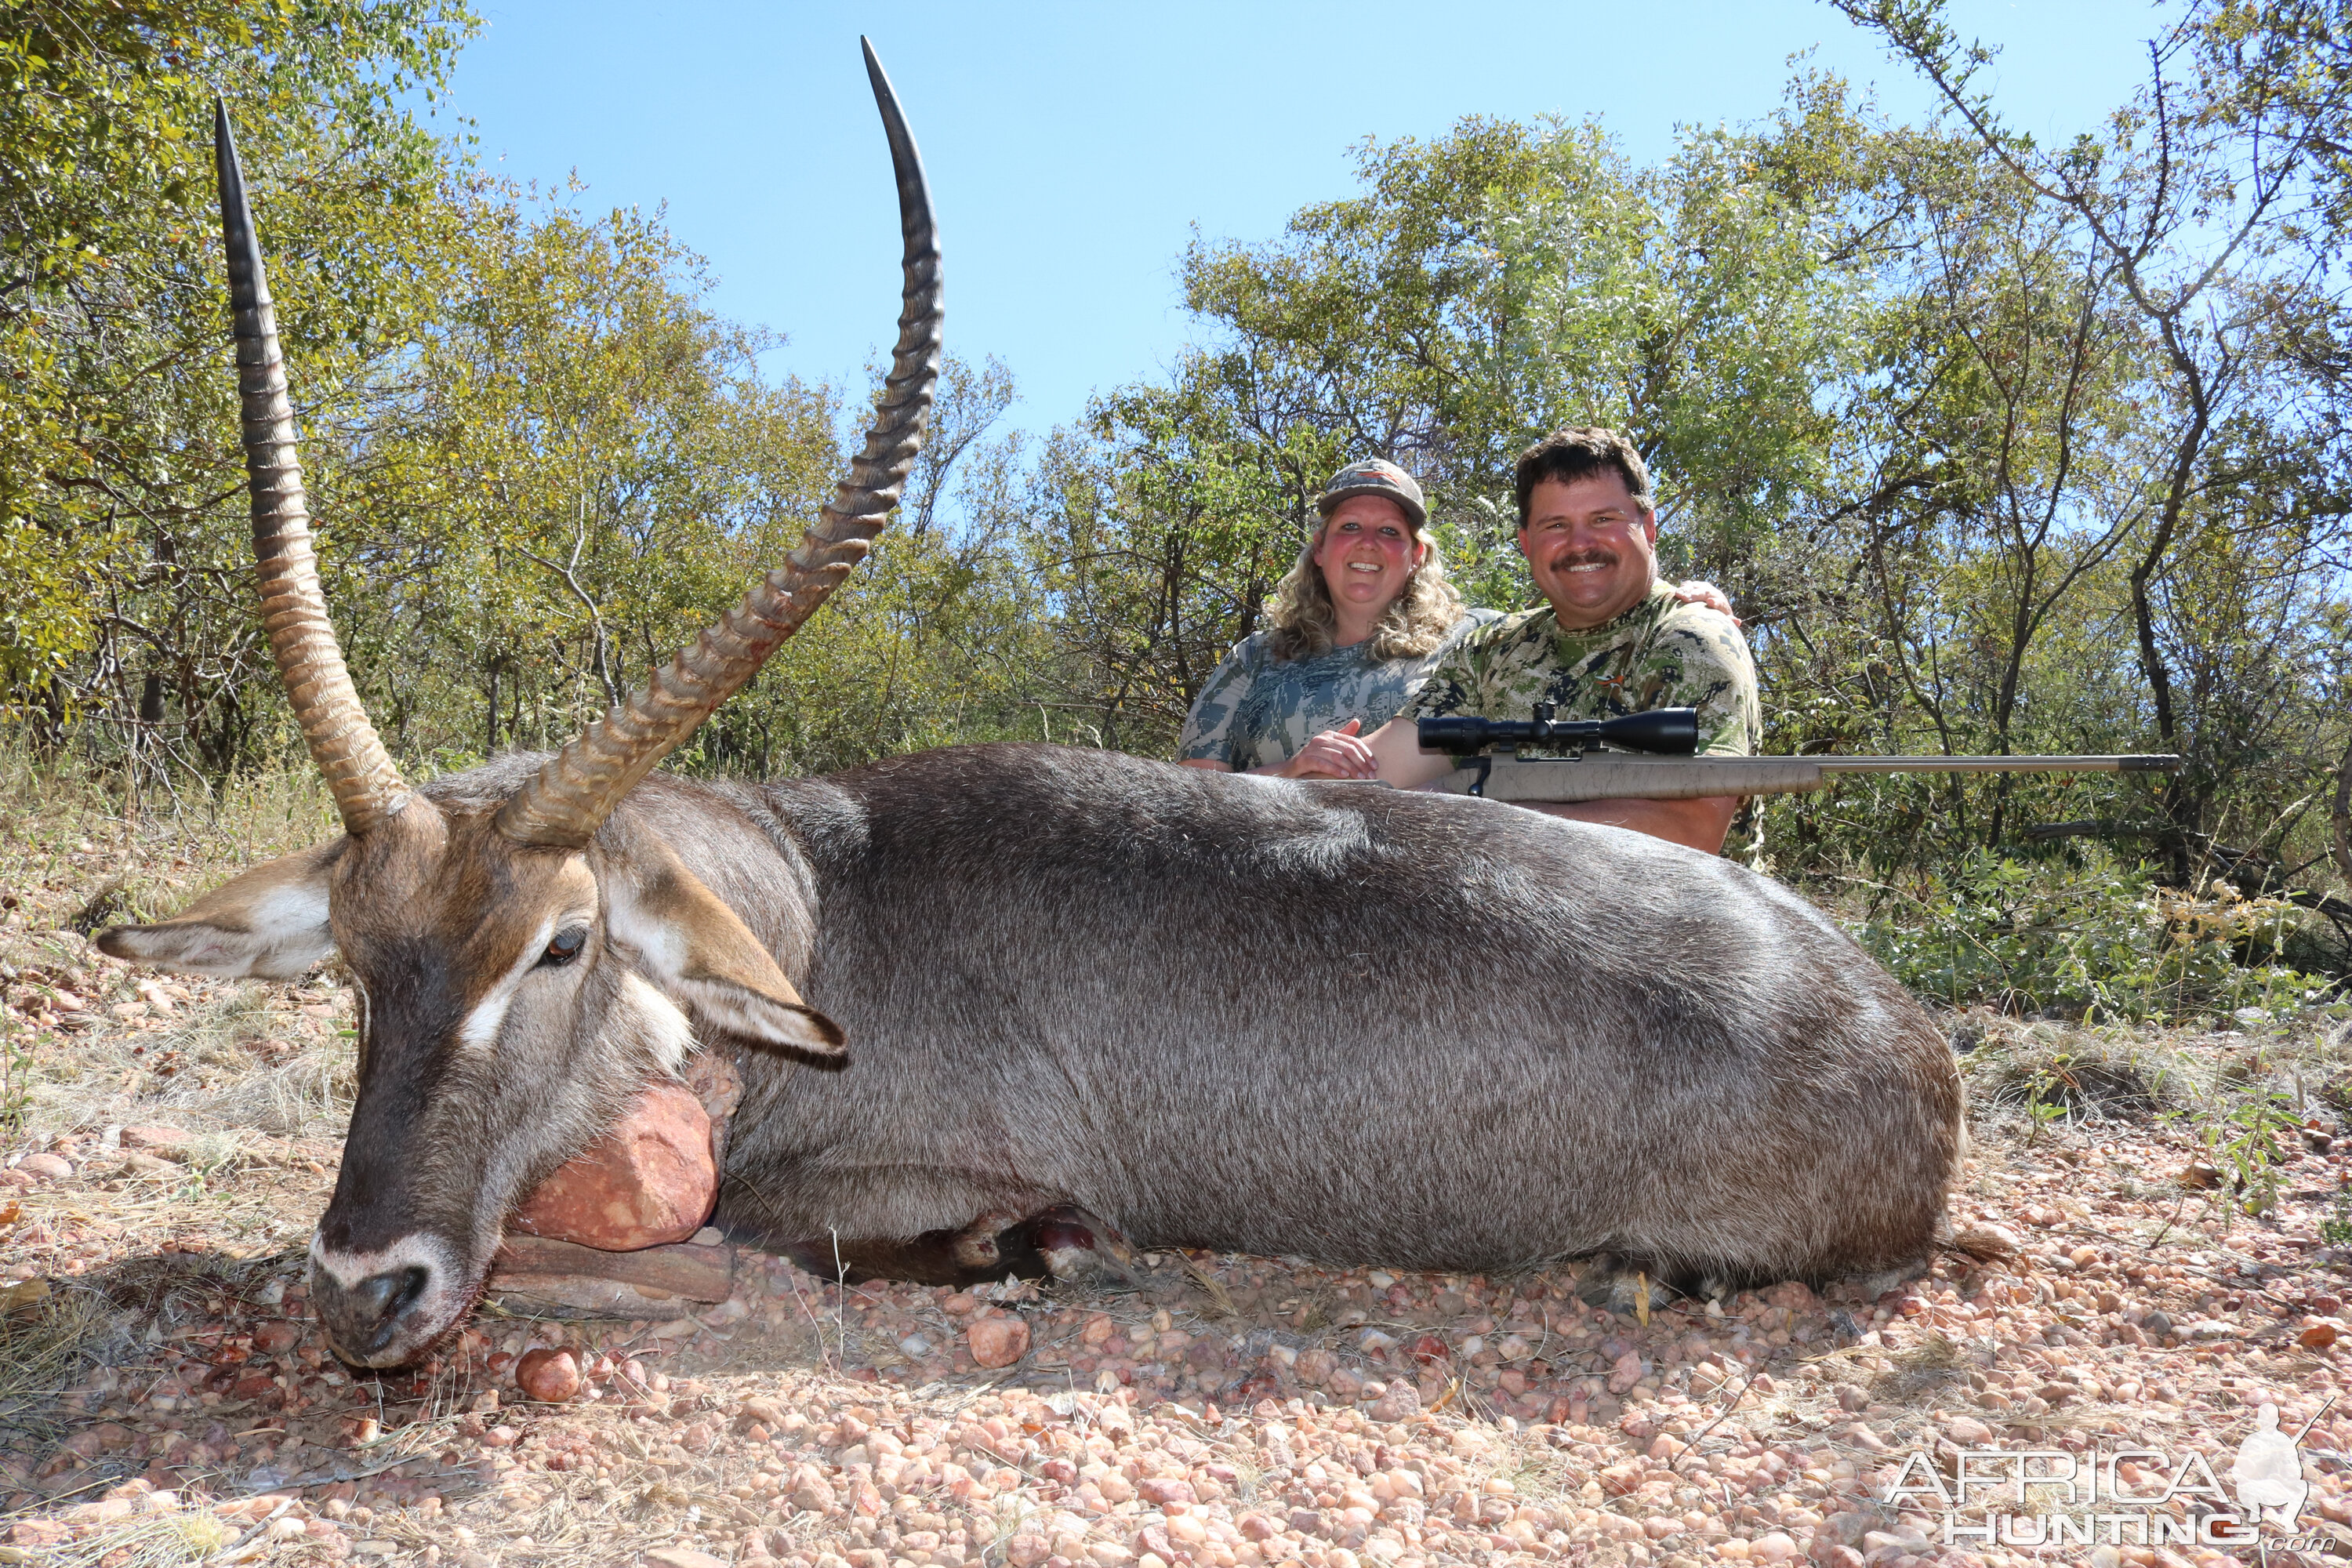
540 927 589 968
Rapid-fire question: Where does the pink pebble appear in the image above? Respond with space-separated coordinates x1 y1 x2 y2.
515 1347 583 1403
967 1316 1030 1369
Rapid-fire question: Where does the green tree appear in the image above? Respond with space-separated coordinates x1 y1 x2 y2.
1835 0 2352 877
1178 94 1875 599
2 0 474 738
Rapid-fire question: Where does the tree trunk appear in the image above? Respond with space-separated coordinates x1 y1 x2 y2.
2334 730 2352 895
486 654 503 757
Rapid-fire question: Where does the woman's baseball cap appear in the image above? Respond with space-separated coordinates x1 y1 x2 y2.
1316 457 1427 530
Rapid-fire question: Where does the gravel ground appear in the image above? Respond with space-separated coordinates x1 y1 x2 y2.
8 944 2352 1566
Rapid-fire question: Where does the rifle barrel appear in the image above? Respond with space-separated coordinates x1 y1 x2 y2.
1813 755 2181 775
1442 753 2182 804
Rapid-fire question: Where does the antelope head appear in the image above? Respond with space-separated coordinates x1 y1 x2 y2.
97 42 941 1368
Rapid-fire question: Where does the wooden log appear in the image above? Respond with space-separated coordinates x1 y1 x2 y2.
487 1233 735 1318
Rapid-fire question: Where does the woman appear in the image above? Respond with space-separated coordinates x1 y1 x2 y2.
1178 459 1492 778
1178 456 1732 779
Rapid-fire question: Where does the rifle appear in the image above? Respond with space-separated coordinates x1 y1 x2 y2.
1417 706 2183 804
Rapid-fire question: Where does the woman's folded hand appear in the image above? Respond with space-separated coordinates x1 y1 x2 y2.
1274 718 1379 780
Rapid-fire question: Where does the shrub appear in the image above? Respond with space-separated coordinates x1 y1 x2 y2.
1849 849 2333 1024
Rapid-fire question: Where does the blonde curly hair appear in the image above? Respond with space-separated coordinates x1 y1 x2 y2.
1263 521 1467 662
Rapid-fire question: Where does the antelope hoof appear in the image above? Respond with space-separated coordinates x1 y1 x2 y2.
951 1210 1024 1271
1024 1206 1143 1293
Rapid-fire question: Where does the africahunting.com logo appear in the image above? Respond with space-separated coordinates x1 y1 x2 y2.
1881 1400 2322 1550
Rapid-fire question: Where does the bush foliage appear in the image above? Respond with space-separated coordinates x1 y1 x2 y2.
1851 848 2332 1022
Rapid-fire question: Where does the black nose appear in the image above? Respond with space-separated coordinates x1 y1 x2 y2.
346 1265 427 1348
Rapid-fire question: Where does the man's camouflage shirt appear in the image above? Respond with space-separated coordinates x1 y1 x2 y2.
1400 583 1761 757
1178 612 1501 771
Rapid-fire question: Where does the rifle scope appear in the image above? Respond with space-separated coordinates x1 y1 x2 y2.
1417 705 1700 757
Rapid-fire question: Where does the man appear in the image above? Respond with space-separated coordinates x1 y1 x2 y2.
1291 427 1760 854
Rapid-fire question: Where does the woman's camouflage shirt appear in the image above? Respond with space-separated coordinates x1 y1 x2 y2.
1178 612 1501 771
1400 584 1760 756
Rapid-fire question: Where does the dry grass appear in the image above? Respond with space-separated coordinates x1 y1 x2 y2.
1861 1330 1969 1407
26 1509 241 1568
1484 1423 1578 1508
0 1286 127 1451
2 743 358 1149
0 744 338 938
1947 1007 2352 1134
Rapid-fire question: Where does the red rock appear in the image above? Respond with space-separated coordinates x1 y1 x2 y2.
122 1126 191 1152
510 1081 715 1249
515 1347 583 1403
64 1497 137 1525
967 1315 1031 1369
2301 1319 2341 1348
789 1468 837 1512
644 1549 728 1568
252 1320 302 1355
736 1398 788 1428
15 1152 71 1181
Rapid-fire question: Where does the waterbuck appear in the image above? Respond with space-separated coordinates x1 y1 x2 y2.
101 45 1963 1370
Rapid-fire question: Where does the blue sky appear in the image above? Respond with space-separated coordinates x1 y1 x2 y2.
434 2 2172 440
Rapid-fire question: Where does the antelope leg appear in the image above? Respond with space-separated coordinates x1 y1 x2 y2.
775 1203 1142 1292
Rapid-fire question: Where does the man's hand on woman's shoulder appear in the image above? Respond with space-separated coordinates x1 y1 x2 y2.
1669 579 1739 624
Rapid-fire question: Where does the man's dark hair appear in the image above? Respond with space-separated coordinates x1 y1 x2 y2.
1514 427 1654 524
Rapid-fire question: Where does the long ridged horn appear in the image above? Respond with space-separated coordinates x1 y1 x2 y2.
216 101 409 834
494 37 942 848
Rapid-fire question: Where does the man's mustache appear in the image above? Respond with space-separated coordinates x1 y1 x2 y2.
1548 547 1621 570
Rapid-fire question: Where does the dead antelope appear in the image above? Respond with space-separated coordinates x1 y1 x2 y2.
103 45 1963 1370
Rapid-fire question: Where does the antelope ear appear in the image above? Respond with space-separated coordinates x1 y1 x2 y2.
96 842 342 979
608 851 845 1062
